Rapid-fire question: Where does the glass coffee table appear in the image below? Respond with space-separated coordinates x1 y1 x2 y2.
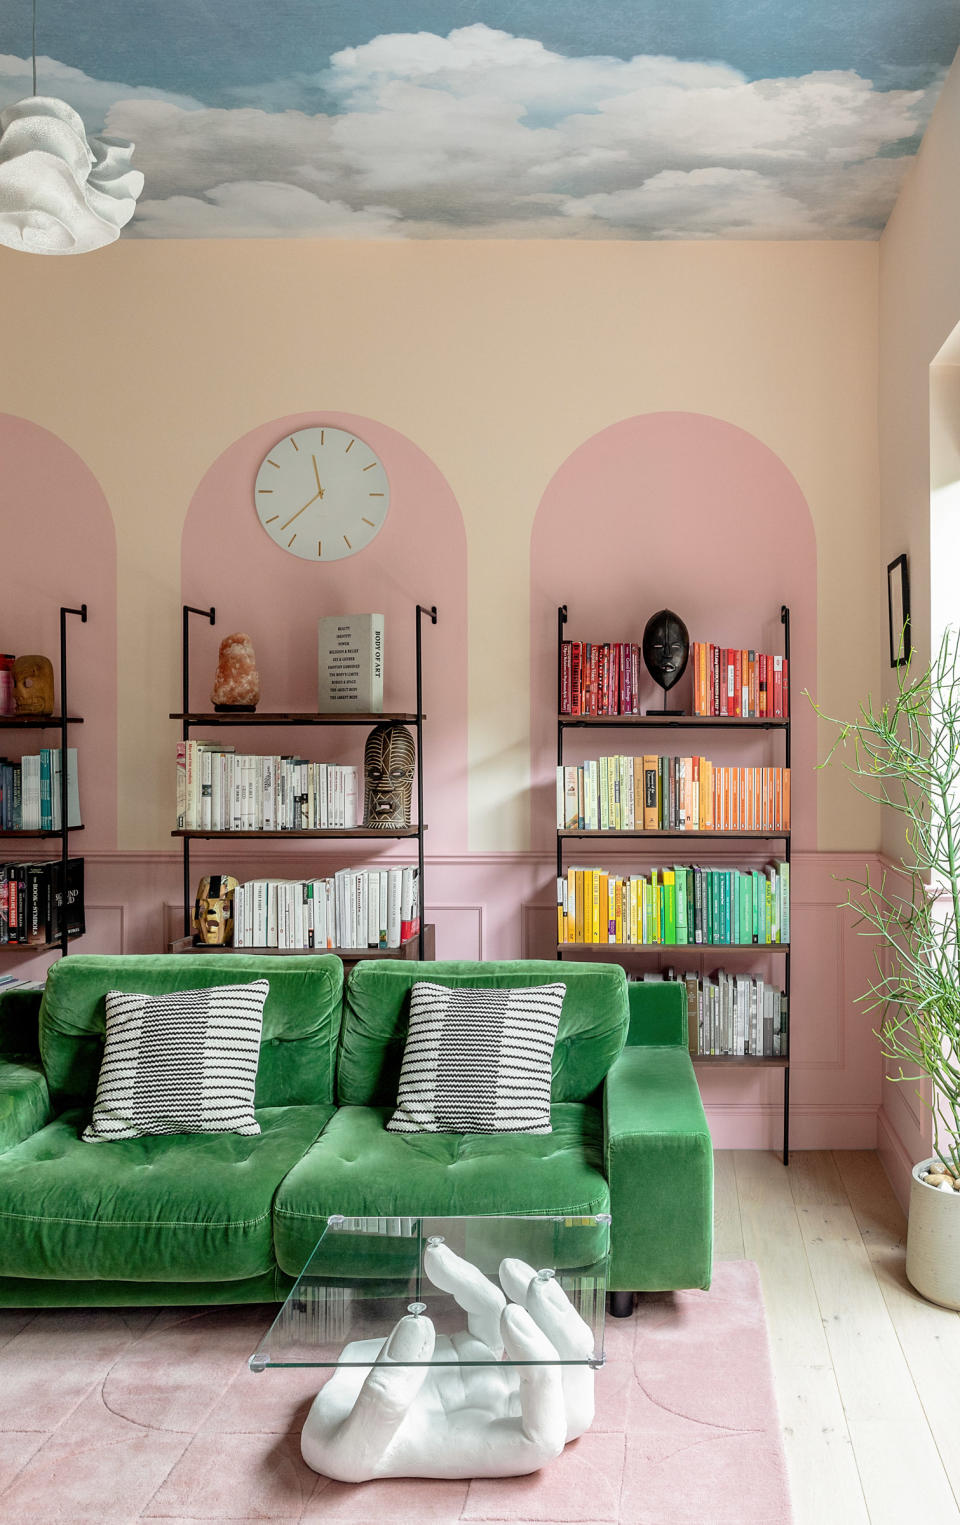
250 1211 610 1482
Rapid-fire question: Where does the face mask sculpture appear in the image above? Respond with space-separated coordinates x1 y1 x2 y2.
193 874 240 946
13 654 55 716
363 722 416 829
642 609 690 714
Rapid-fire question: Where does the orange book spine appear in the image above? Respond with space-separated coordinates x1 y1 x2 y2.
783 768 791 830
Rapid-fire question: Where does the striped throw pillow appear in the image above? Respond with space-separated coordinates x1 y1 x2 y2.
82 980 269 1141
386 981 566 1135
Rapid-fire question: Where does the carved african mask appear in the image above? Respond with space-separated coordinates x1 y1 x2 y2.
13 654 54 716
641 610 690 694
362 722 416 829
192 874 240 945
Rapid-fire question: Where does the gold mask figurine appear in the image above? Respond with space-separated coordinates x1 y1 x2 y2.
362 722 416 829
193 874 240 945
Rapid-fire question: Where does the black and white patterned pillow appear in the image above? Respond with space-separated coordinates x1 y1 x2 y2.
386 981 566 1136
82 980 269 1141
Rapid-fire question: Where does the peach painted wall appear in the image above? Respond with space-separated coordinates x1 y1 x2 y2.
0 415 117 979
0 237 885 1147
876 46 960 1203
181 411 466 856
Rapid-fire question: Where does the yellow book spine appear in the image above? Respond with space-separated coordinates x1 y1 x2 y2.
591 870 600 944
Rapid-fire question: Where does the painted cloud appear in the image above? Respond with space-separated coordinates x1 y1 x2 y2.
0 24 944 238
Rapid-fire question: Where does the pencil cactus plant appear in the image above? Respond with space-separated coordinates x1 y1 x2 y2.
813 626 960 1181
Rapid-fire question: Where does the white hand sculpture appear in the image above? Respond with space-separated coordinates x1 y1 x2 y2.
300 1244 598 1481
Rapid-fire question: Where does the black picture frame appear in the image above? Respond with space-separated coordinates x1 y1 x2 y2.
887 554 911 667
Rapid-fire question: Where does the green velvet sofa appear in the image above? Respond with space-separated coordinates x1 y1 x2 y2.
0 953 713 1309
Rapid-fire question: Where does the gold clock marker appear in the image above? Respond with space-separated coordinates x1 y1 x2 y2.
320 430 325 445
258 488 273 494
345 438 355 453
343 535 352 549
361 517 374 526
288 533 298 547
290 437 299 451
318 540 322 557
362 462 377 471
265 515 279 523
369 492 385 497
267 459 279 468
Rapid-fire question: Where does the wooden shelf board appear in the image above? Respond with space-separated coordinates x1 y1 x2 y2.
0 715 84 728
0 932 81 952
557 943 789 953
170 712 422 726
171 827 422 839
558 829 789 840
558 714 787 729
693 1055 789 1067
172 937 422 958
0 827 84 838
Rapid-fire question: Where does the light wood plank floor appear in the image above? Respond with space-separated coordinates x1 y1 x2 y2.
715 1150 960 1525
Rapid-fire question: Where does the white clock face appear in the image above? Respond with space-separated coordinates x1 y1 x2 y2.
254 427 389 562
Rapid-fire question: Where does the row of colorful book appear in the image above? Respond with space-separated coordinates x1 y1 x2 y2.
0 858 85 946
557 863 789 946
559 641 642 716
556 756 790 832
0 749 81 832
177 743 359 831
231 866 420 951
632 971 788 1059
691 643 789 718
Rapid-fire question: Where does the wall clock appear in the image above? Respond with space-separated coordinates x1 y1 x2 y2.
254 427 389 562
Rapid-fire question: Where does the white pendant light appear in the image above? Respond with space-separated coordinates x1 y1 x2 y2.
0 3 143 254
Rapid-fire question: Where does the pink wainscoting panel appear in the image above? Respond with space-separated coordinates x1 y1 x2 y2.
181 412 467 854
7 846 881 1149
0 415 117 850
529 411 817 853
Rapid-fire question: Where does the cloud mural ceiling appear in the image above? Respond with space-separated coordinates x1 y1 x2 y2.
0 1 957 240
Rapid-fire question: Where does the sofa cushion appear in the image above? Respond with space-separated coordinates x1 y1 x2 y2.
337 960 628 1107
39 954 344 1110
0 1102 333 1283
273 1101 609 1276
387 981 566 1135
83 981 268 1141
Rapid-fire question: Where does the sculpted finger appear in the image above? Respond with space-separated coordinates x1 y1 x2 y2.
339 1312 435 1434
525 1271 595 1359
499 1256 537 1306
424 1239 506 1355
500 1304 567 1457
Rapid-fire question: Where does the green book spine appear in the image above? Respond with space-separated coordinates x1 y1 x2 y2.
779 861 790 943
686 867 696 945
663 870 677 944
599 757 609 830
675 867 688 943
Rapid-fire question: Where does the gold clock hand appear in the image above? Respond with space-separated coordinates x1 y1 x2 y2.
313 454 322 493
280 490 321 531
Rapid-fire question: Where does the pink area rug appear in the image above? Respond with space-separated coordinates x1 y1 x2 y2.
0 1260 791 1525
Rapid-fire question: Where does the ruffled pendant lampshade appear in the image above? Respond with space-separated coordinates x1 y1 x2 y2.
0 96 143 254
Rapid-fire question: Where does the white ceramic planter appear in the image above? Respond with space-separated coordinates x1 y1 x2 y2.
905 1158 960 1310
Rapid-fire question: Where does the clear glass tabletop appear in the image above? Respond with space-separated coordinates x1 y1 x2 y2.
250 1212 610 1371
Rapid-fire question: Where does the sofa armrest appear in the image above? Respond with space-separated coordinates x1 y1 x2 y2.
0 987 43 1063
604 1045 713 1291
627 980 687 1047
0 1059 52 1154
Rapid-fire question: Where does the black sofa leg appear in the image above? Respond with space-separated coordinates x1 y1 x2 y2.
609 1290 635 1318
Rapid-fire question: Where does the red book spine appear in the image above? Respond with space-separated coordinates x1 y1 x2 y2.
631 644 640 713
719 649 728 716
561 641 572 714
571 643 582 716
589 646 599 715
782 658 789 717
773 656 783 718
712 645 720 715
758 653 767 718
